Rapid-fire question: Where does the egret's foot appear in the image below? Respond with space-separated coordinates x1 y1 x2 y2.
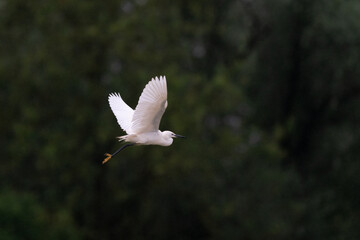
102 153 112 164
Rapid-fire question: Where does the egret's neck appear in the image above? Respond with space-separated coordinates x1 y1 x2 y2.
160 131 173 146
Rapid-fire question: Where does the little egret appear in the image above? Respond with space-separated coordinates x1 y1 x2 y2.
103 76 185 164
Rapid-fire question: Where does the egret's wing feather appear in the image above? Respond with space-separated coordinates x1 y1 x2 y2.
108 93 134 134
131 76 168 133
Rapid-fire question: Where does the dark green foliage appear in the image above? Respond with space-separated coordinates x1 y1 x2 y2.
1 0 359 239
0 191 79 240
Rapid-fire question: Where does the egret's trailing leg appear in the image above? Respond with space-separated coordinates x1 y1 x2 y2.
103 143 135 164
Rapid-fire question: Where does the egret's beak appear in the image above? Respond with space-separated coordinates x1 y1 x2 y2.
174 134 185 138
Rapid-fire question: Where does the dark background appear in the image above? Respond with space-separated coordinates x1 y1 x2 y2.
1 0 360 239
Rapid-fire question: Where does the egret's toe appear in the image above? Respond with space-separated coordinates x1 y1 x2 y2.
102 153 112 164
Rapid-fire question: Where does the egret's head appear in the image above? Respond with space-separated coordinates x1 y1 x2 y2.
163 131 185 139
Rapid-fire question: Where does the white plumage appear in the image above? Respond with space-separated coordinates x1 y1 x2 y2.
108 76 168 135
103 76 184 164
108 92 134 134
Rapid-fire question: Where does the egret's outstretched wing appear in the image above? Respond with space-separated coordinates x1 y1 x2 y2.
131 76 168 133
108 93 134 134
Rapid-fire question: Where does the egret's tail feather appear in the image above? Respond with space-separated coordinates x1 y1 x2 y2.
117 135 128 142
117 134 138 143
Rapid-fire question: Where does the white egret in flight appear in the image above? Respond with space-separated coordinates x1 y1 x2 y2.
103 76 185 164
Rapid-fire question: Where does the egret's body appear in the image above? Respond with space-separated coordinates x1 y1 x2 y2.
103 76 184 164
120 131 174 146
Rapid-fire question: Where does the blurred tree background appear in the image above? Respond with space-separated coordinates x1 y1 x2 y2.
1 0 360 239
